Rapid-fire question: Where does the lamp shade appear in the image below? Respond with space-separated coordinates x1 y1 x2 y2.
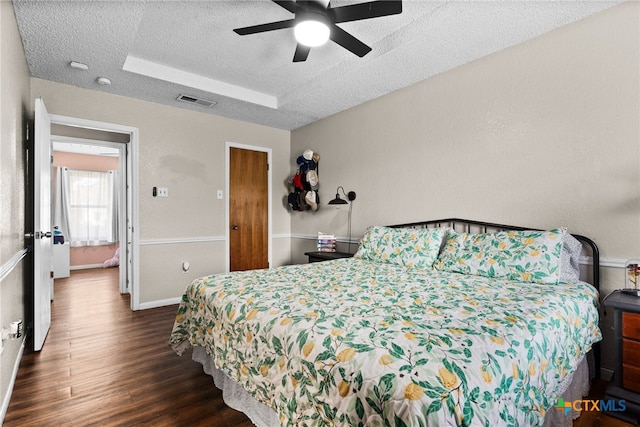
328 193 348 205
328 186 356 205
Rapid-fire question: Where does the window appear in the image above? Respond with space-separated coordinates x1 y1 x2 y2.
66 169 117 245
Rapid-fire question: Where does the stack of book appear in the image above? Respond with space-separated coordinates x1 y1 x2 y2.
317 232 336 252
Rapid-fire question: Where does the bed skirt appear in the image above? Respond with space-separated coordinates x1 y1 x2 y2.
192 346 592 427
193 346 281 427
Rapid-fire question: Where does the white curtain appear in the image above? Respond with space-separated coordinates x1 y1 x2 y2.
53 167 71 242
54 167 119 247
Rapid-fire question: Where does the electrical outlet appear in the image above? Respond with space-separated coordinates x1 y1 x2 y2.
157 187 169 198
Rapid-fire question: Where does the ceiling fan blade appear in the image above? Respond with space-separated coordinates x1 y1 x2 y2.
329 25 371 57
293 44 311 62
331 1 402 24
234 19 296 35
272 0 297 14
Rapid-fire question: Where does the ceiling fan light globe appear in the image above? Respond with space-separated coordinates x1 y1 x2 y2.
294 20 330 47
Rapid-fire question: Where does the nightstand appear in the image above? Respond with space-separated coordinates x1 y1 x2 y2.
603 291 640 424
305 251 354 263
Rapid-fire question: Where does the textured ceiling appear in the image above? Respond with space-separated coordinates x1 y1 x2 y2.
13 0 621 130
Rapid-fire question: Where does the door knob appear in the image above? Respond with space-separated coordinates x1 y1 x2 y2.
232 225 239 230
31 231 52 239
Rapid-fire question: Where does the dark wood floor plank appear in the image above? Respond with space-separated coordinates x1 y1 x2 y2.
4 268 634 426
4 268 253 427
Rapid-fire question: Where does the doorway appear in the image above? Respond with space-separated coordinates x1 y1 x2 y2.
32 99 139 352
51 135 126 293
47 113 139 310
226 142 271 272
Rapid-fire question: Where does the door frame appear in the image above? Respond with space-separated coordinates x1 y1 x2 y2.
51 135 128 294
225 142 272 272
48 113 140 310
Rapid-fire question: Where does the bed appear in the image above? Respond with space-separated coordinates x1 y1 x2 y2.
170 218 602 427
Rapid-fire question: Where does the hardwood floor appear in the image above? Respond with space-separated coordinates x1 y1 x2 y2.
576 380 637 427
4 268 253 426
4 268 636 426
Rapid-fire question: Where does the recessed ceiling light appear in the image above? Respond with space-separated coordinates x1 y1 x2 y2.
97 77 111 85
70 61 88 71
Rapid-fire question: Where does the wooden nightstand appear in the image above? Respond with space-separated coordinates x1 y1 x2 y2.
305 251 354 263
604 291 640 424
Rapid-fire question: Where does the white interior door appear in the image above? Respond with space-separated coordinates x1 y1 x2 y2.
34 97 53 351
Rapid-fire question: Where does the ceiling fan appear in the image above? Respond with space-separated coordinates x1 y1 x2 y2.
233 0 403 62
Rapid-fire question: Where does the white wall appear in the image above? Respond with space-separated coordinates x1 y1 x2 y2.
31 79 292 305
291 2 640 374
0 0 30 419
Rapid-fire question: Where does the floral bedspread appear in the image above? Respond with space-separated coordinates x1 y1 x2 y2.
169 258 601 427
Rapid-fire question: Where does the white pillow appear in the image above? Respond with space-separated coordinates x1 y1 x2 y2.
559 233 582 283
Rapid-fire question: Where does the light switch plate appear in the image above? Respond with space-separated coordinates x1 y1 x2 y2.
157 187 169 198
217 190 223 200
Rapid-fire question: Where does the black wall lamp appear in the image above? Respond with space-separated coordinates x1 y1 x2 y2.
328 186 356 205
328 186 357 253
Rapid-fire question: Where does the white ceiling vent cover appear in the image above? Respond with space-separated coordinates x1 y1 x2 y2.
176 94 217 108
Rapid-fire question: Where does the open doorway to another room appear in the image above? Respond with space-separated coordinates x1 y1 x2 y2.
50 126 129 296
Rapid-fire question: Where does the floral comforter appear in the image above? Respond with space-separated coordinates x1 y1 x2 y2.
169 258 601 427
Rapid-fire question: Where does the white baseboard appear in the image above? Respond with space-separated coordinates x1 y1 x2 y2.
137 296 182 310
0 335 26 424
70 264 105 270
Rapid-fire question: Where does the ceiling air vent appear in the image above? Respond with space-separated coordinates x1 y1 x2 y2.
176 94 217 108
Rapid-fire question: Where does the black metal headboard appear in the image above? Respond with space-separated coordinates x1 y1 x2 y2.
389 218 602 378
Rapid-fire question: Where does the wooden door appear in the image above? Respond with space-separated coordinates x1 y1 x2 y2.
229 147 269 271
34 97 53 351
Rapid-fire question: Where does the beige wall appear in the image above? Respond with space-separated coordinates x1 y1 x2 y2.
54 150 119 172
291 2 639 373
32 78 292 304
293 1 639 264
0 0 30 417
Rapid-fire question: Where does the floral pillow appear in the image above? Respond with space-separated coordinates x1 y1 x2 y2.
434 228 566 284
355 226 446 269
